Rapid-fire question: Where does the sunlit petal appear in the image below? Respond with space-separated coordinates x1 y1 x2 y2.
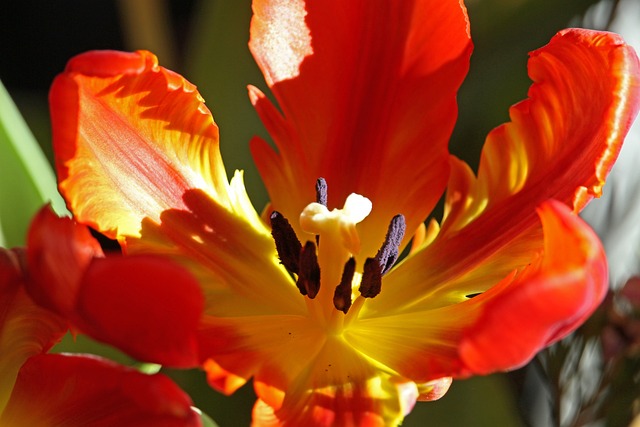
198 314 322 400
252 337 416 427
580 1 640 289
349 201 607 380
50 50 230 240
249 0 473 257
444 29 640 233
416 377 452 402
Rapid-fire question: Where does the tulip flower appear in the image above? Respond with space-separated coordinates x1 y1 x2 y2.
48 0 640 425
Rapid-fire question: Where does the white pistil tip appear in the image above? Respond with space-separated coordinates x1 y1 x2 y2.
343 193 372 223
299 193 372 255
299 202 330 234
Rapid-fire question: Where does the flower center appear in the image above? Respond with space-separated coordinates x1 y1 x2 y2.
270 178 405 319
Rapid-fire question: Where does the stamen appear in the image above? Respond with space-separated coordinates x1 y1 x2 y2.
270 211 302 273
333 258 356 314
357 215 405 300
375 214 406 274
297 241 321 298
316 177 328 206
359 258 382 298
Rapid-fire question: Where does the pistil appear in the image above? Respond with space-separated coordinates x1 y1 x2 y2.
270 180 407 324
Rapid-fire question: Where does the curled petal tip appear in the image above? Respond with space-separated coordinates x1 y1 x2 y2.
459 201 607 375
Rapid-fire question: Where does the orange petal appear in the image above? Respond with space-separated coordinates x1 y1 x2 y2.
443 29 640 234
347 201 607 381
198 313 322 402
203 358 251 396
376 28 639 313
458 200 608 375
0 353 201 427
50 50 229 240
201 314 425 425
251 337 419 427
249 0 472 256
130 187 303 319
0 248 66 414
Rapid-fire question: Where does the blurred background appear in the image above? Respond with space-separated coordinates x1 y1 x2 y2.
1 0 637 426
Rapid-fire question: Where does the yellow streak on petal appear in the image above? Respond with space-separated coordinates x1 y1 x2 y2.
254 334 420 426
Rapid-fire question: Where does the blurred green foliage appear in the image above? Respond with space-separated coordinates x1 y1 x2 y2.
0 81 66 247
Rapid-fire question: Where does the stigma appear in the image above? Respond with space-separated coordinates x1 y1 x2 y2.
300 192 372 255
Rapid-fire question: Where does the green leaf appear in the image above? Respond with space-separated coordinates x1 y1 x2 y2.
135 363 162 375
0 80 66 247
192 407 219 427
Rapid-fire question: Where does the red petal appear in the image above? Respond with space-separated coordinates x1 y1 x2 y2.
0 353 201 427
64 49 149 77
25 206 103 317
0 249 66 412
458 201 608 375
25 206 203 367
249 0 472 257
77 255 203 367
50 50 229 240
